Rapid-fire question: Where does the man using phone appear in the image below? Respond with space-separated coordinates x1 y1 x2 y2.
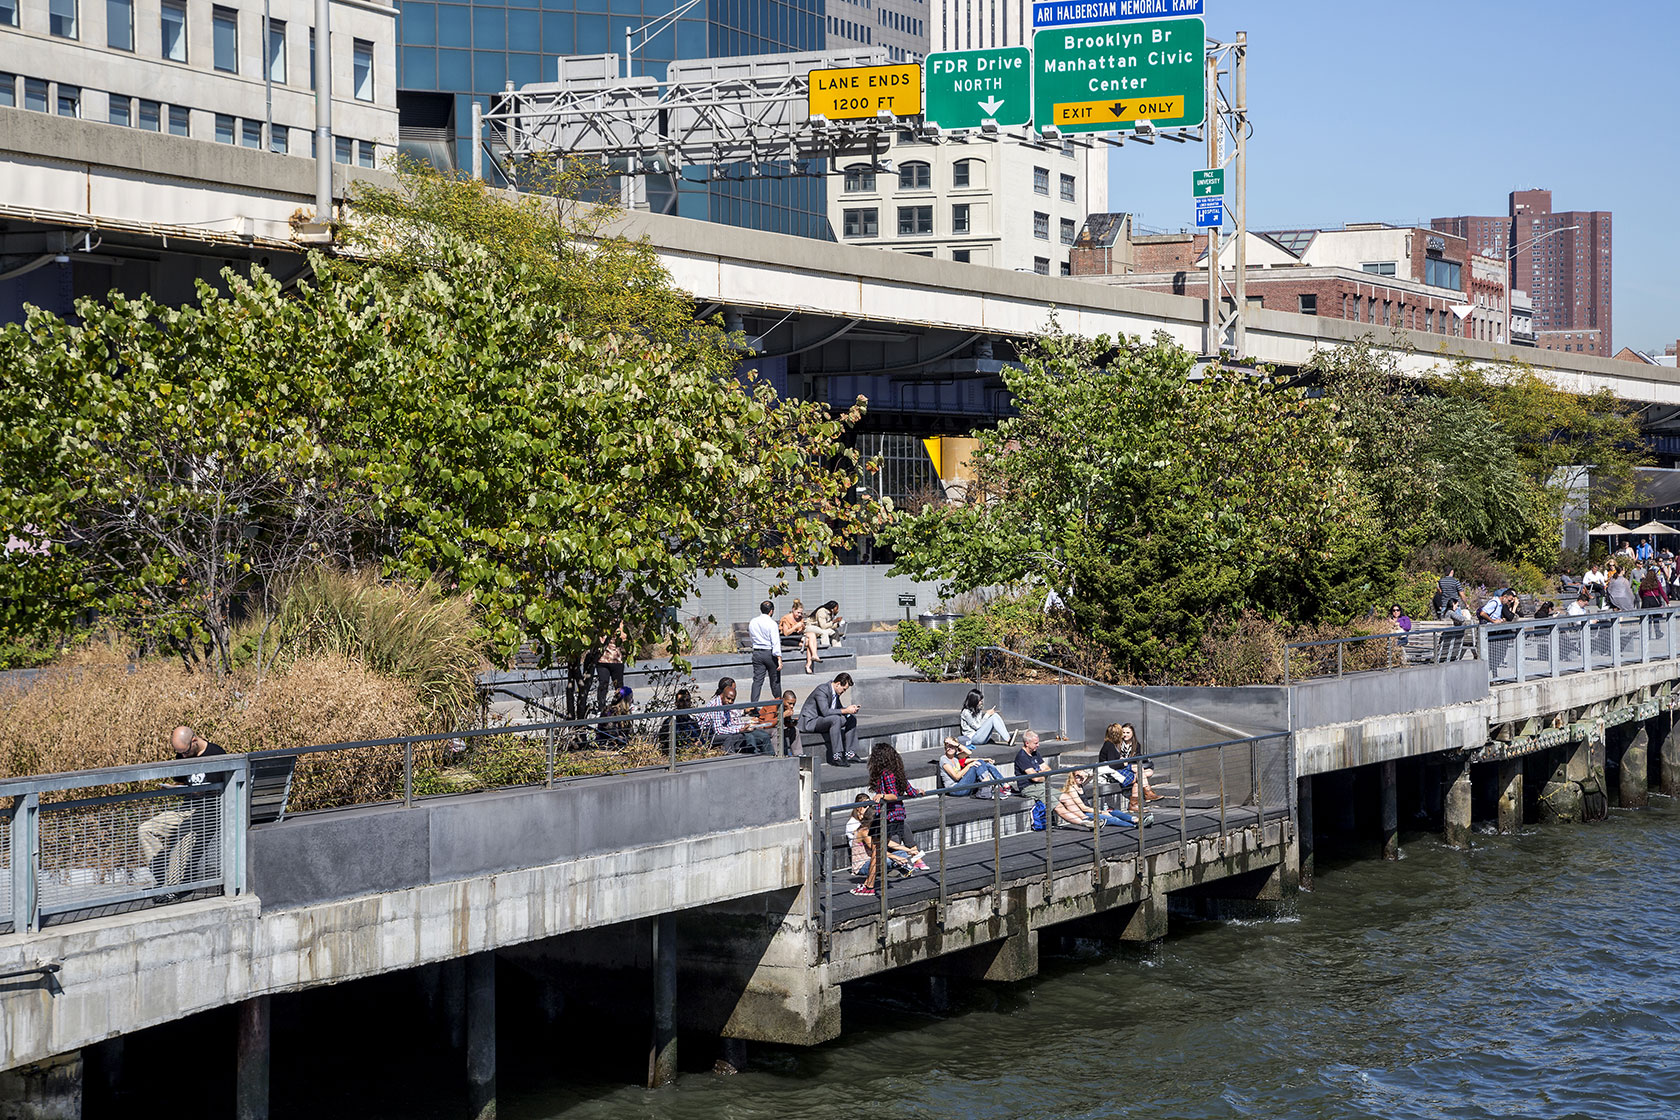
799 672 863 766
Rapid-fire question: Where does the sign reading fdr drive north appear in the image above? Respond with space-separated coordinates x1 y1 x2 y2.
809 64 922 120
924 48 1031 129
1033 16 1204 134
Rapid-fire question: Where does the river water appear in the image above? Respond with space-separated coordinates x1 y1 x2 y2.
505 800 1680 1120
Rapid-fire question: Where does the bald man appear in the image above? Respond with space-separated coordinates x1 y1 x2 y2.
138 725 226 899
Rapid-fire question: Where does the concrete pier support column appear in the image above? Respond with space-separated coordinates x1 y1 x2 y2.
0 1052 84 1119
1495 759 1524 834
713 1037 748 1076
1379 761 1399 860
931 928 1041 982
1621 724 1651 809
1659 713 1680 797
236 996 271 1120
1581 733 1609 822
1334 771 1357 836
648 914 679 1089
442 956 467 1054
1297 776 1314 892
1536 744 1584 823
1442 756 1472 850
466 952 496 1120
84 1035 125 1113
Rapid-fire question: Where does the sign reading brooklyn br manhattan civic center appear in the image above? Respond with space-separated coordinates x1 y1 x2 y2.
1032 16 1205 134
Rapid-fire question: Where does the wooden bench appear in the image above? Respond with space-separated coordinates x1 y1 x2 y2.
248 753 298 826
732 622 825 655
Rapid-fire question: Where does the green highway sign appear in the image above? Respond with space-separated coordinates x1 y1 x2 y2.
1192 168 1223 197
1033 16 1205 135
924 48 1032 129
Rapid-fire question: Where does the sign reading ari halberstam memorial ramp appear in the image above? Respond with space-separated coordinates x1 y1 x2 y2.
1033 16 1204 134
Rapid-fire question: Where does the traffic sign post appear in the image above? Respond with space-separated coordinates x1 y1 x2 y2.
1195 197 1223 228
924 48 1031 129
808 64 922 120
1192 168 1223 198
1032 17 1205 134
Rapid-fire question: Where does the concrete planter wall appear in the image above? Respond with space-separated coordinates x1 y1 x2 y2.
1291 661 1490 730
901 681 1086 742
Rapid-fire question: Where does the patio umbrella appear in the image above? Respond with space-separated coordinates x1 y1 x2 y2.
1586 522 1630 536
1630 521 1680 535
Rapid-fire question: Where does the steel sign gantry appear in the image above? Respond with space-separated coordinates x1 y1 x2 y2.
1200 31 1247 360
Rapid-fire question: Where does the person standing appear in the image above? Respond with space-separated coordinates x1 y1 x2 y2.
593 622 627 715
138 726 228 898
799 672 862 766
748 600 782 702
1434 569 1462 620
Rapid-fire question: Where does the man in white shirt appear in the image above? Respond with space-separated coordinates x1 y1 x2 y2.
748 600 782 702
1566 591 1593 616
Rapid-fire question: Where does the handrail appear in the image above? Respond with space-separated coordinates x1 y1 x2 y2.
816 730 1290 948
974 645 1254 740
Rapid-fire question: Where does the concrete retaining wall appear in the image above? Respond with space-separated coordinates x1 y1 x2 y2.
901 682 1086 741
250 757 799 909
1290 661 1489 730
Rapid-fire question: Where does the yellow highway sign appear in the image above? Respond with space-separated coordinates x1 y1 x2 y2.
1049 95 1184 128
808 64 922 120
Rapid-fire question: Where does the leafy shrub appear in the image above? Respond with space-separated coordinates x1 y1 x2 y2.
1389 570 1441 620
1408 541 1511 594
1197 611 1288 686
1509 560 1550 596
891 592 1114 681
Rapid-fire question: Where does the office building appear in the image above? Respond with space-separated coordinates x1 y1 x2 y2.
1432 189 1612 351
826 0 926 63
829 134 1106 272
1 0 397 164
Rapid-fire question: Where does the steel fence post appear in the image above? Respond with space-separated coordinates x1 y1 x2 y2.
992 783 1002 915
1336 642 1343 678
13 793 36 935
1642 613 1650 664
668 712 678 772
937 790 947 924
1549 623 1559 677
1515 628 1526 684
1614 617 1623 668
1058 679 1068 741
547 727 556 788
1045 768 1055 901
404 741 414 808
877 806 889 944
1217 742 1228 852
221 760 246 896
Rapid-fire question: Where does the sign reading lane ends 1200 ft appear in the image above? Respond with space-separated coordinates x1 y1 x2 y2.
1033 16 1204 134
809 64 922 120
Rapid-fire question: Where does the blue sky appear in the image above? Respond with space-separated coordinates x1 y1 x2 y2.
1104 1 1678 353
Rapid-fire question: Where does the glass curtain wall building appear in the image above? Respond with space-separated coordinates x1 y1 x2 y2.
396 0 832 237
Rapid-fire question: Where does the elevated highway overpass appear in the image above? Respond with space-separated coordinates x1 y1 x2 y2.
5 108 1679 423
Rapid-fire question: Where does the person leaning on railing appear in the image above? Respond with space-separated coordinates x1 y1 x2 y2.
137 726 227 901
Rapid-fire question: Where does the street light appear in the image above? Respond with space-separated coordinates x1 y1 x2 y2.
1503 223 1579 346
623 0 706 78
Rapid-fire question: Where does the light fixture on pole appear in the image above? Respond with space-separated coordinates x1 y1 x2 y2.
1503 223 1579 345
624 0 706 79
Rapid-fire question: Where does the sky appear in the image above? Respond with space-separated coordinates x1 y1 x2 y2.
1105 1 1679 353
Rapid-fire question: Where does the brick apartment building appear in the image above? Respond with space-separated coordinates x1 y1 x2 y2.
1076 221 1497 340
1433 189 1612 351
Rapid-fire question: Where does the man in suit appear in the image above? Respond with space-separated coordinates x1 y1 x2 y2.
799 672 862 766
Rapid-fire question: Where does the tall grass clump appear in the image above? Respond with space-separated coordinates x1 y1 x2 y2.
279 568 485 724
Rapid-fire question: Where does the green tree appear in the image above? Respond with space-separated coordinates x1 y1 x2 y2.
883 330 1386 680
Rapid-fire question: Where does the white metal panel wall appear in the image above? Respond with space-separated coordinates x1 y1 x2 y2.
679 564 949 625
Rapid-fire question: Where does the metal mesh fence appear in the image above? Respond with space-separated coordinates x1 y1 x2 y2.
35 785 224 918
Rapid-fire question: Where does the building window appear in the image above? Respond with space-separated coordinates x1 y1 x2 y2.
0 0 14 27
308 28 315 90
129 97 158 130
1033 166 1048 194
109 95 131 126
1059 173 1075 202
953 159 973 188
49 0 77 38
241 118 262 148
0 74 14 107
213 6 238 72
161 0 186 60
1361 262 1396 277
168 105 189 135
842 208 879 237
335 135 353 163
1425 257 1461 290
107 0 132 49
1033 256 1049 275
357 139 375 167
268 19 287 83
56 84 80 117
1059 218 1075 246
897 205 932 236
24 78 48 112
897 161 930 190
1298 294 1317 315
952 203 970 235
952 249 971 263
352 38 374 101
1060 261 1071 276
270 123 288 153
1033 211 1049 240
842 164 875 192
213 113 235 143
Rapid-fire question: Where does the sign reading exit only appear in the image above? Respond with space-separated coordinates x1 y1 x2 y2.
924 47 1031 129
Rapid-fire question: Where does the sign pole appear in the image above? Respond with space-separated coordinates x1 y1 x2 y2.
1203 45 1219 358
1231 31 1247 357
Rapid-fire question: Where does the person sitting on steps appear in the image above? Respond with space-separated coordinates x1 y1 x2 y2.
938 737 1012 797
1097 722 1163 810
799 672 862 766
779 599 820 674
1055 769 1150 829
958 688 1014 748
809 600 846 649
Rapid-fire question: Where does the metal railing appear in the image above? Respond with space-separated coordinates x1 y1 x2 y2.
0 755 249 933
0 700 780 933
814 730 1291 953
1284 605 1680 685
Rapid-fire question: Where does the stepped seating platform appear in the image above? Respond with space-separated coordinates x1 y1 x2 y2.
821 796 1286 927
